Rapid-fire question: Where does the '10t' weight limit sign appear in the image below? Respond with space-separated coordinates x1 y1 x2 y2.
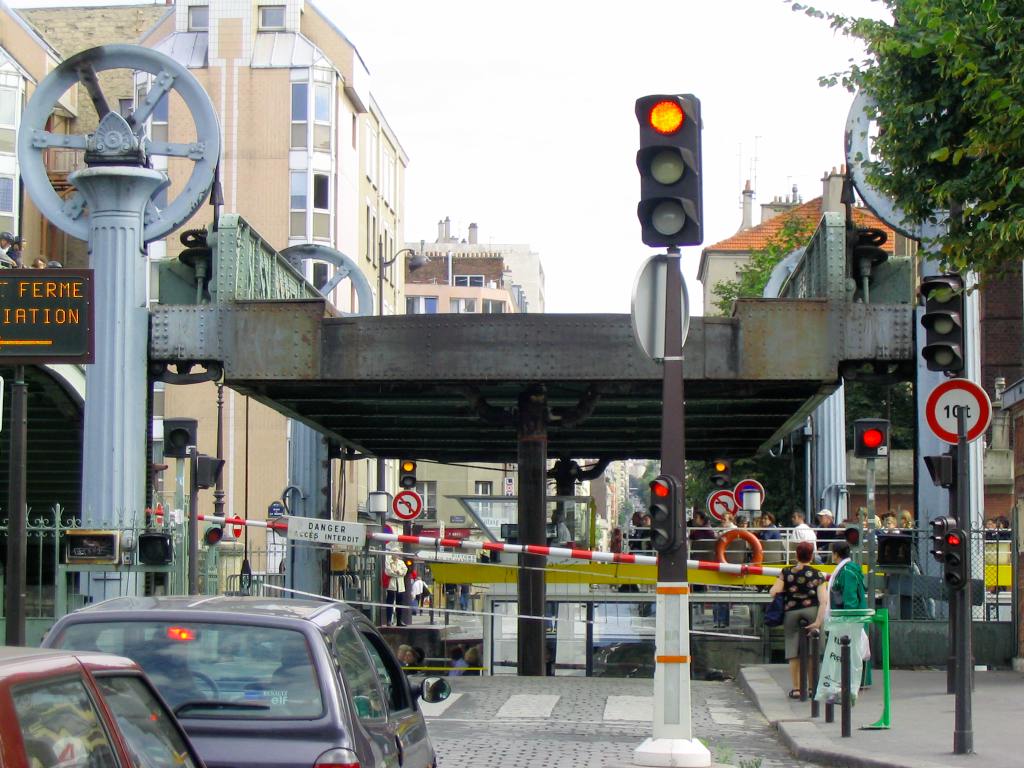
925 379 992 445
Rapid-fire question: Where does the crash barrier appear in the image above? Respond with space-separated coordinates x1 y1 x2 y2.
817 608 891 732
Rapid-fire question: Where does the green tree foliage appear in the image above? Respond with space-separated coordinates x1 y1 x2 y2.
791 0 1024 275
714 217 815 315
844 381 915 449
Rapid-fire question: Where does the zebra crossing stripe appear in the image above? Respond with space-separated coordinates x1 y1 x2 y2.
604 695 653 722
495 694 559 718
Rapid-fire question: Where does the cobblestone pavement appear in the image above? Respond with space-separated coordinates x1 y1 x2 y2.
423 676 821 768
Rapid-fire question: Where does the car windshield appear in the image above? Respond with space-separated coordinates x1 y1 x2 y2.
52 621 324 719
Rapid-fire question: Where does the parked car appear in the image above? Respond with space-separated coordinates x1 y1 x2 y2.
0 646 204 768
44 596 450 768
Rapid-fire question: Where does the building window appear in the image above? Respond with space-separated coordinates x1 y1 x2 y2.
450 298 477 313
313 82 331 151
290 83 307 149
259 5 286 30
365 207 372 262
289 170 306 237
312 173 329 239
474 481 493 495
454 275 484 288
188 5 209 31
312 261 329 291
0 88 16 154
415 481 437 520
407 296 438 315
483 300 505 314
118 98 134 118
0 176 14 234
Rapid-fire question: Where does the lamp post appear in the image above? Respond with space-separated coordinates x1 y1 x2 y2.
377 245 428 626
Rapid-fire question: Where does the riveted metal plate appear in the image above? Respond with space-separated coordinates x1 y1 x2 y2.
226 300 323 380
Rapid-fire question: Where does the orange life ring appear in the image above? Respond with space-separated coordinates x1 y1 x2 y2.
715 529 764 565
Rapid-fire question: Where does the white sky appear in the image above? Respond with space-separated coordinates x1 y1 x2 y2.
11 0 886 314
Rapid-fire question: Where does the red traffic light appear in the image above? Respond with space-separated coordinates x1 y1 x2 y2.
166 626 196 642
648 100 685 134
861 428 884 449
945 532 963 547
650 480 671 498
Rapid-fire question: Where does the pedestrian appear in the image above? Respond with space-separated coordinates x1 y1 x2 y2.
759 512 782 540
713 515 738 628
448 645 468 676
383 548 408 627
826 540 866 611
397 644 416 667
463 644 482 676
815 509 841 560
551 509 572 545
897 510 915 530
410 571 424 616
790 511 817 563
768 540 828 698
10 235 24 266
458 583 470 613
610 527 624 553
31 257 46 269
0 232 16 268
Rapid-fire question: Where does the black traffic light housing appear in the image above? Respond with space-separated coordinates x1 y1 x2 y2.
942 528 969 590
919 273 965 374
924 451 956 488
930 515 957 563
853 418 890 459
163 418 197 459
844 526 861 547
648 474 682 553
709 459 732 488
137 531 173 565
399 460 417 489
636 94 702 247
203 526 224 546
195 454 225 490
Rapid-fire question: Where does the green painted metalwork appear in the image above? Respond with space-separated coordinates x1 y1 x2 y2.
779 211 848 301
829 608 891 730
210 214 321 303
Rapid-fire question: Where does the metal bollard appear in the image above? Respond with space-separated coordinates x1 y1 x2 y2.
825 701 834 723
840 635 852 738
798 624 809 701
808 629 821 718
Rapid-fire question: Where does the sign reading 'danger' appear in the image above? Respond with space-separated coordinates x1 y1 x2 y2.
286 516 366 549
0 270 94 364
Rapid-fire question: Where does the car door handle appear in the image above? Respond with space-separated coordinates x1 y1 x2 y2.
395 735 405 766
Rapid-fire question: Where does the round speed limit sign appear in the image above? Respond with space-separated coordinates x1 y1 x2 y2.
925 379 992 445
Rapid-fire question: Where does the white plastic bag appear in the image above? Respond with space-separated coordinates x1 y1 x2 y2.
815 620 867 703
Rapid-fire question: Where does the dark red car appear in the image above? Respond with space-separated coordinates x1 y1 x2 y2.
0 646 204 768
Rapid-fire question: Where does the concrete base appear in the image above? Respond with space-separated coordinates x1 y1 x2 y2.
633 737 712 767
1012 657 1024 672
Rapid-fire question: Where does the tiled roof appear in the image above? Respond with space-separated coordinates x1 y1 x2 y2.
704 197 897 253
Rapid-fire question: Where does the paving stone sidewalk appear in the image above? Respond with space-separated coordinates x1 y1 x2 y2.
740 664 1022 768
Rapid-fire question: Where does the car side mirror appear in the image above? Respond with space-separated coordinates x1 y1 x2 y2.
418 676 451 703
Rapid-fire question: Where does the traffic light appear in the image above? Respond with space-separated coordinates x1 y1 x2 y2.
942 528 969 590
853 418 890 459
930 515 957 562
399 460 417 489
163 418 197 458
195 454 225 490
635 94 703 247
844 526 861 547
648 474 682 553
924 451 956 488
203 526 224 546
709 459 731 488
919 273 964 374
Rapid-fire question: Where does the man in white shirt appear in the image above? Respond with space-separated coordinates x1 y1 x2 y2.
410 571 424 615
791 511 819 562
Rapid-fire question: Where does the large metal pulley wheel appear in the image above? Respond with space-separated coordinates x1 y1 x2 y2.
18 44 220 243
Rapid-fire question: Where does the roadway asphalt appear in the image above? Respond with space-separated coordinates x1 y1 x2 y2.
423 675 820 768
739 664 1022 768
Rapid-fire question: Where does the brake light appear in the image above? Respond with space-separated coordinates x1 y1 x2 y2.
314 748 360 768
166 626 196 642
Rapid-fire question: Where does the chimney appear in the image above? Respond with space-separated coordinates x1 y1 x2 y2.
444 216 451 241
437 219 444 242
822 167 844 214
468 222 478 245
739 180 754 231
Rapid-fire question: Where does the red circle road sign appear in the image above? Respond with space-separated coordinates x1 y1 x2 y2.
706 490 737 521
392 490 424 521
925 379 992 445
733 478 766 506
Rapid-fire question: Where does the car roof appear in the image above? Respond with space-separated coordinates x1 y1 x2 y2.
0 647 140 681
71 594 359 622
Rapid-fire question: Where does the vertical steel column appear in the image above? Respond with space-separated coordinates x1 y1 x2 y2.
517 385 548 676
288 426 329 596
187 446 199 596
953 409 973 754
865 458 877 609
4 366 27 645
71 167 165 527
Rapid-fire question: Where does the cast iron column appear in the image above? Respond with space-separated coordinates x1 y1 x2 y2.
517 385 548 676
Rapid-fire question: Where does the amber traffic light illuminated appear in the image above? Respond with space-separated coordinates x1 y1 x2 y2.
399 460 417 489
709 459 732 488
636 94 703 247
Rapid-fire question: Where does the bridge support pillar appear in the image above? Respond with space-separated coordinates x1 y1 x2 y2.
517 385 548 676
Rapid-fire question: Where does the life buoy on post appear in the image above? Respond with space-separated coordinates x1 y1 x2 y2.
715 529 764 565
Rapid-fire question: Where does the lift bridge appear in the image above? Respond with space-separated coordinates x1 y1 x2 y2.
147 209 914 675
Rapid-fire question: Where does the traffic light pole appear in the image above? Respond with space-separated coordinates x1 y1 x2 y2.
635 247 709 767
953 408 973 754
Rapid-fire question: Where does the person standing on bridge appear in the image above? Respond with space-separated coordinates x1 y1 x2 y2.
769 540 828 698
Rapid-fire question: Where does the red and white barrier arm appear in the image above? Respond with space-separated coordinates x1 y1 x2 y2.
152 510 782 578
370 531 783 578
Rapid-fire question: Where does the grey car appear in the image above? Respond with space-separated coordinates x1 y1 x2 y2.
43 596 449 768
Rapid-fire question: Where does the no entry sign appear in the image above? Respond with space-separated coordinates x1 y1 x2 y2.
392 489 424 521
706 489 737 521
733 478 766 508
925 379 992 445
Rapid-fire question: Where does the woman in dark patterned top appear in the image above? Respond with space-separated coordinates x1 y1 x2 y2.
768 540 829 698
